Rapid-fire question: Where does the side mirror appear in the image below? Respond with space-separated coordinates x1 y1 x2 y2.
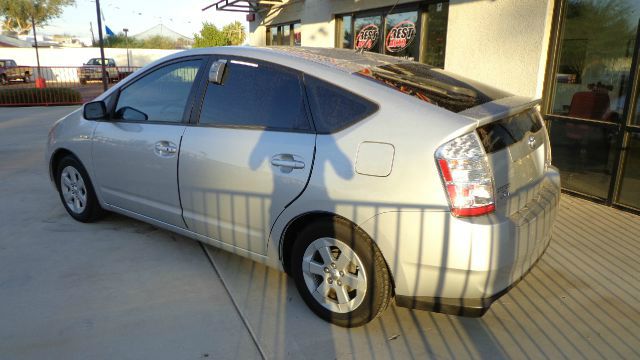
209 59 227 84
84 101 107 120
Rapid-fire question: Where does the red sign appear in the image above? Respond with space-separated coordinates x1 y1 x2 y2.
385 20 417 53
355 24 379 50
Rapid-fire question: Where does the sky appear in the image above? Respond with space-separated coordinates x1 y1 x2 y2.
40 0 247 43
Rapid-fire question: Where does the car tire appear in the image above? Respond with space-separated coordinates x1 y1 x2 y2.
290 217 392 327
23 74 30 83
80 78 87 85
0 75 7 85
56 156 104 223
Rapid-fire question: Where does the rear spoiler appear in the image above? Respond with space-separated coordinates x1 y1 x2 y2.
459 96 541 127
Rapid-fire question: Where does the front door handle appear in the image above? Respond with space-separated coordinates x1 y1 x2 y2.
271 154 305 172
154 141 177 157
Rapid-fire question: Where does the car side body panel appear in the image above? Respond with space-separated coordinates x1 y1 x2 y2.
179 126 316 255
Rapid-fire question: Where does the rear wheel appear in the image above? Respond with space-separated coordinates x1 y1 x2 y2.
290 217 392 327
56 156 104 222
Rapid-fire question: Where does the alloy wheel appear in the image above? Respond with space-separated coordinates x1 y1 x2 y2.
301 237 368 313
60 166 88 214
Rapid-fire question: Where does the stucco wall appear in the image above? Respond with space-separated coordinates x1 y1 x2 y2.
445 0 555 98
0 47 181 67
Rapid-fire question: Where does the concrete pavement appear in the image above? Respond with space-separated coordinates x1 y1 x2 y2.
0 107 261 360
1 106 639 359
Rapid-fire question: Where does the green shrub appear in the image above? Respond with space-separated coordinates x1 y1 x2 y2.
0 88 82 105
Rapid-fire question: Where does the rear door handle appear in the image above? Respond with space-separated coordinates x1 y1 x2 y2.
271 154 305 172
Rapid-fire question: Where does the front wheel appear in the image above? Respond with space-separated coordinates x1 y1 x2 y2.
0 75 7 85
291 217 392 327
23 74 30 83
57 156 104 222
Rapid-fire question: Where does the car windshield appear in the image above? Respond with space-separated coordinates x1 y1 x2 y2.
87 59 112 65
357 62 511 113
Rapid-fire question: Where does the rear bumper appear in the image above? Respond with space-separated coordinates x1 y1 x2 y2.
359 167 560 315
395 237 549 316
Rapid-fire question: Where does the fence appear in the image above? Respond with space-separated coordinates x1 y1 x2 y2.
0 66 141 106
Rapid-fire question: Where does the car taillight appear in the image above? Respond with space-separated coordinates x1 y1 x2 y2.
435 132 495 217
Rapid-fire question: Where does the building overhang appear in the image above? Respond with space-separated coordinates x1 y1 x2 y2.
202 0 293 13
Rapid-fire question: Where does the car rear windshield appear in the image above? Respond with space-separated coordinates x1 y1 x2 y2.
356 62 510 113
476 109 543 154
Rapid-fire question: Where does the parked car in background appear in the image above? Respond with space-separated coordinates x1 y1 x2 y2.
47 47 560 327
77 58 134 84
0 59 32 85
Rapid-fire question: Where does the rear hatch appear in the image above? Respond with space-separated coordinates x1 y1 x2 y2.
355 61 551 216
460 97 550 216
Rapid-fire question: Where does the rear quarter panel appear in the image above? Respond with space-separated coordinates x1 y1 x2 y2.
266 69 479 264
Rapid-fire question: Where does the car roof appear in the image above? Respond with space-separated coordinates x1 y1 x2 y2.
177 46 407 74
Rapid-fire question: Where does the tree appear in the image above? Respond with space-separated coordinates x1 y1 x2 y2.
0 0 75 35
193 21 246 48
193 22 228 48
101 32 191 50
222 21 246 45
102 32 144 48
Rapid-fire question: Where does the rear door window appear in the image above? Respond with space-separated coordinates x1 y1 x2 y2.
304 75 378 133
198 59 311 131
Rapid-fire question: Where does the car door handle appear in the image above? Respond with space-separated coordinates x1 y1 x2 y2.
271 154 305 170
154 141 177 156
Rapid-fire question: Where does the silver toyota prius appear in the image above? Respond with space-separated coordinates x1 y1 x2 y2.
47 46 560 327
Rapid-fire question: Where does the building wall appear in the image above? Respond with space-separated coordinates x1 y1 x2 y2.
445 0 555 98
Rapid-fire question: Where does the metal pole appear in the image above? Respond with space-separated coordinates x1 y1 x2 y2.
95 0 108 91
124 28 130 68
31 14 41 79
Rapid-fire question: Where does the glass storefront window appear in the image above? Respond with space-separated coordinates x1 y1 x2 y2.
550 0 639 122
424 2 448 69
634 88 640 126
267 22 300 46
618 132 640 208
384 11 419 60
282 26 291 46
293 23 301 46
339 15 353 49
336 3 449 67
354 15 382 53
549 120 618 199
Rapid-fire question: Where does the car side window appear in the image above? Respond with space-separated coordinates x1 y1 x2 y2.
114 59 203 122
198 59 311 131
304 75 378 133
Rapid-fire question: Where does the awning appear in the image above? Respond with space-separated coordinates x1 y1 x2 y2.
202 0 292 13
